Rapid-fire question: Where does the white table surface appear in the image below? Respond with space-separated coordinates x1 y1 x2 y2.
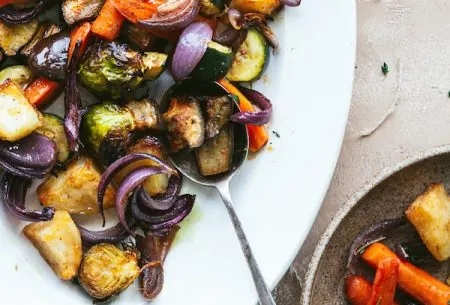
273 0 450 302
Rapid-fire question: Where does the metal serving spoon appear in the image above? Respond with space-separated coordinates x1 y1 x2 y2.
161 79 276 305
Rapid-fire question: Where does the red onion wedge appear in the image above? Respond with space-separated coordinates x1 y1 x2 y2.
97 153 177 226
347 217 406 273
135 174 182 211
228 8 244 30
131 194 195 231
115 167 176 233
0 0 52 24
0 133 57 179
281 0 301 7
0 173 55 222
230 86 273 125
76 218 134 245
138 0 200 32
171 21 213 80
64 41 83 152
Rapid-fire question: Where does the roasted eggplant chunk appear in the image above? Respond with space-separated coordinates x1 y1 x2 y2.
122 23 156 51
62 0 104 25
79 243 140 299
162 97 205 153
37 156 116 215
195 124 234 176
0 19 38 56
116 136 169 196
203 95 233 139
20 22 61 58
23 211 83 281
28 31 70 82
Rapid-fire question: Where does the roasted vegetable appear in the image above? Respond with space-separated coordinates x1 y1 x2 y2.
200 0 227 16
28 31 70 82
230 0 280 15
24 76 60 107
0 19 37 55
406 183 450 261
191 41 234 81
122 22 156 51
62 0 104 25
20 22 61 58
226 28 268 82
37 156 116 215
116 136 169 196
0 65 33 87
78 41 143 100
162 97 205 152
23 210 82 280
196 124 234 176
203 95 233 138
79 243 140 299
0 79 42 141
142 52 167 81
125 98 163 131
91 0 124 41
35 114 70 164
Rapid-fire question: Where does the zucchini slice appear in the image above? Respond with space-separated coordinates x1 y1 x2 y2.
162 97 205 153
0 20 38 56
226 28 269 82
203 95 233 138
0 65 33 87
195 124 234 176
35 114 70 164
142 52 168 81
191 41 234 81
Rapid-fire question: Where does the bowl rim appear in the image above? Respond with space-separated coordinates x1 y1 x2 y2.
301 143 450 304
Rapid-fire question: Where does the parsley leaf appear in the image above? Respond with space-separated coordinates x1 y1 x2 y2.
381 62 389 76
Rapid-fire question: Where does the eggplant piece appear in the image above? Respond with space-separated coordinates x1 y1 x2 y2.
20 22 61 58
62 0 104 25
28 31 69 82
195 124 234 176
203 95 233 139
0 19 38 56
122 22 156 51
0 65 33 87
125 99 163 131
0 79 42 141
115 136 169 196
162 97 205 153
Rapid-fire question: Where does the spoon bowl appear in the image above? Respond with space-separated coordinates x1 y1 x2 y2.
160 78 275 305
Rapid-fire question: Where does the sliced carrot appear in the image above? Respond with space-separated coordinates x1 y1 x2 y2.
367 257 399 305
346 276 400 305
362 243 450 305
24 77 60 107
218 79 269 152
0 0 28 8
92 0 125 41
69 22 92 64
111 0 161 23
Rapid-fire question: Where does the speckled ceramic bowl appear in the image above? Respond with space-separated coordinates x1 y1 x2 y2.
301 146 450 304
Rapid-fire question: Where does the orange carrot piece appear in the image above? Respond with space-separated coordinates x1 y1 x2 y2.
346 276 400 305
92 0 125 41
24 77 60 107
218 79 269 152
69 22 92 63
362 243 450 305
111 0 161 23
367 258 399 305
0 0 28 8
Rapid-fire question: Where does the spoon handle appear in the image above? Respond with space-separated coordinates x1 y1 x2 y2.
216 182 276 305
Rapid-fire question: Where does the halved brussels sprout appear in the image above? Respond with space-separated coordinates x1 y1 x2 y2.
81 102 135 165
79 243 140 299
78 41 144 100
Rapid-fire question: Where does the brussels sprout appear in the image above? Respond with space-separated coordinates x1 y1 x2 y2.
79 244 140 299
81 102 135 165
78 41 144 100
